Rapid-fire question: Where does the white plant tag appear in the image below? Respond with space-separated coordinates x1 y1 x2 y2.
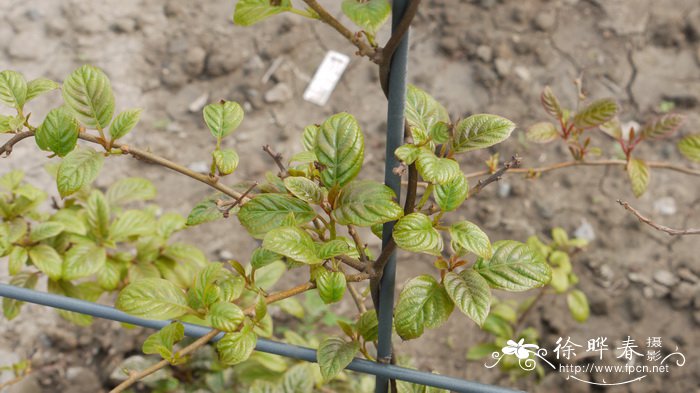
303 51 350 106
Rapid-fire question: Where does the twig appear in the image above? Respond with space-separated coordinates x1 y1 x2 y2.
337 255 368 272
262 144 287 177
218 182 258 218
468 155 521 198
617 200 700 236
378 0 423 95
0 131 34 156
300 0 376 59
347 225 368 262
348 283 367 314
110 329 220 393
514 287 547 332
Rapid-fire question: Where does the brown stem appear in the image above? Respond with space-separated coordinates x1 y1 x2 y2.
468 155 521 198
617 200 700 236
378 0 423 95
218 182 258 218
347 225 368 262
338 255 368 272
300 0 376 59
348 283 368 314
514 287 547 332
110 329 220 393
0 131 34 156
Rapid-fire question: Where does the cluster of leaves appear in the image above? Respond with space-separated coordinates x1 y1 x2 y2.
466 228 590 376
526 85 699 197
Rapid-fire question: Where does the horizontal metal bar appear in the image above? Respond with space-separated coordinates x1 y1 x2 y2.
0 284 521 393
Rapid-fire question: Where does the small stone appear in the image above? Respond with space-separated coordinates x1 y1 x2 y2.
678 267 699 284
65 367 101 393
8 31 43 60
188 161 209 174
264 83 293 104
643 286 654 299
494 58 512 77
598 264 614 287
534 200 553 219
218 250 234 260
574 219 596 242
651 283 670 298
188 93 209 113
497 182 511 198
627 272 650 285
533 10 556 31
439 36 461 56
670 282 697 309
476 45 493 62
514 66 531 81
653 270 678 287
112 17 137 33
653 197 677 216
626 293 645 321
184 46 207 77
587 291 610 316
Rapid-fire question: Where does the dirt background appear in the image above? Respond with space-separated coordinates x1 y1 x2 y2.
1 0 700 392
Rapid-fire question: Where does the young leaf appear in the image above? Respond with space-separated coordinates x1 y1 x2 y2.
433 174 468 212
572 99 618 129
3 272 38 320
212 148 240 175
316 270 346 304
415 150 461 184
157 213 186 238
110 210 156 241
317 337 360 381
394 275 454 340
443 270 491 326
187 194 225 226
25 78 59 101
35 108 80 157
28 244 63 280
467 343 501 361
106 177 157 206
0 70 27 109
0 114 12 133
254 261 287 291
301 125 319 151
57 147 104 198
86 191 110 239
405 84 450 146
331 180 403 227
29 222 65 242
238 193 316 238
282 363 314 393
8 246 28 275
452 114 516 153
216 328 258 365
394 144 422 165
98 257 124 290
283 176 322 204
392 213 443 256
209 302 245 332
473 240 551 292
62 65 115 130
449 221 492 259
116 278 190 319
641 113 684 140
203 101 244 139
526 122 558 144
142 322 185 361
263 226 321 264
317 239 353 260
430 121 451 144
251 247 282 269
233 0 292 26
341 0 391 34
678 134 700 162
315 112 364 188
567 289 590 322
541 86 563 119
626 158 649 197
357 309 378 341
109 109 142 141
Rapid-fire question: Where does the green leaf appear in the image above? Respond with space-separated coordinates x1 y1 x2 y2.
626 158 649 197
0 70 27 108
0 114 12 133
394 275 454 340
143 322 185 361
316 270 346 304
255 294 268 321
263 226 321 264
209 302 245 332
526 121 558 144
641 113 684 140
341 0 391 34
284 176 322 204
251 247 282 269
28 244 63 280
433 174 468 212
482 314 512 338
392 213 443 256
106 177 157 206
394 144 422 165
86 190 110 239
540 86 563 119
62 65 115 130
0 170 23 191
275 298 305 319
212 148 240 175
357 309 378 341
430 121 451 144
187 194 225 226
216 328 258 365
449 221 491 259
254 261 286 290
251 381 283 393
203 101 244 139
573 98 618 129
331 180 403 227
116 278 190 319
233 0 292 26
25 78 59 102
282 363 314 393
29 222 65 242
302 125 319 151
57 147 104 198
317 239 353 260
35 108 80 157
415 150 460 185
3 272 38 320
405 85 450 146
98 257 124 290
443 270 491 326
567 289 590 323
678 134 700 162
110 210 156 241
49 209 87 235
157 213 186 238
109 109 142 141
473 240 551 292
8 246 28 275
452 114 516 153
239 193 316 238
466 343 500 361
315 112 364 188
317 337 359 381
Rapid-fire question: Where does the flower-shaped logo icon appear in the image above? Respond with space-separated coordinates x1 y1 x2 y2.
502 339 539 360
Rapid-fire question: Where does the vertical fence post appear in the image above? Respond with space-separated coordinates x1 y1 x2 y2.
376 1 410 392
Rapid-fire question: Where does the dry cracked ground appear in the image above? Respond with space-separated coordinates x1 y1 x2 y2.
1 0 700 392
